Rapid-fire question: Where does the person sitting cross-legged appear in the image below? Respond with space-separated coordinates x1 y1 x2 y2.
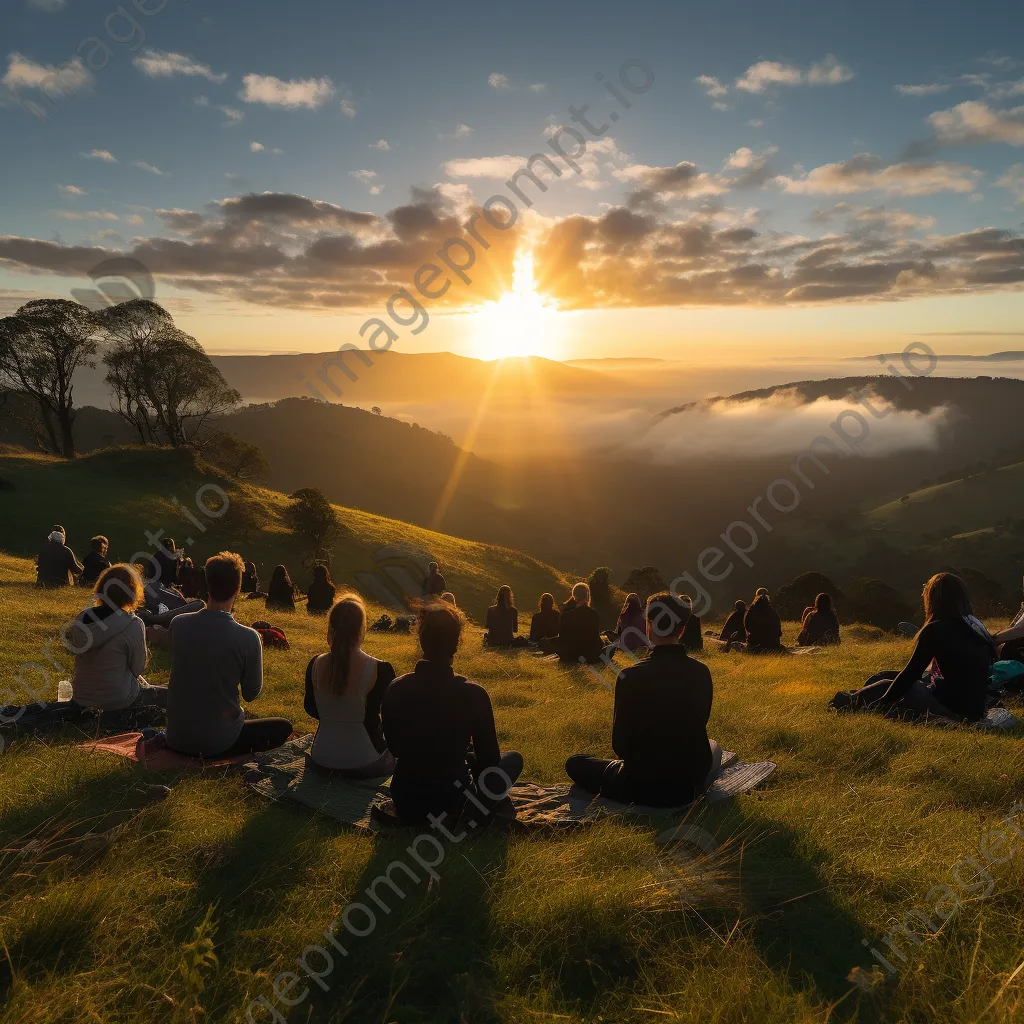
565 591 722 808
166 551 292 758
65 564 168 711
551 581 604 664
382 603 523 826
80 535 112 588
484 585 529 647
529 592 561 642
305 592 397 776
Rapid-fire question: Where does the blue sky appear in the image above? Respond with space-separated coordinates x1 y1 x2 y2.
1 0 1023 359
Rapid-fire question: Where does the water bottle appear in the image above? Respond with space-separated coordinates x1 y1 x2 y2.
57 680 73 702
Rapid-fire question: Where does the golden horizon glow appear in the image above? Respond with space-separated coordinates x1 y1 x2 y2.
470 249 561 361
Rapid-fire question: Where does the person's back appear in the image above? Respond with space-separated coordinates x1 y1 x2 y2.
616 605 647 653
80 546 111 588
612 644 713 803
307 576 336 614
382 663 497 815
530 606 561 641
720 607 746 642
37 535 81 587
899 617 992 720
68 607 146 710
681 613 703 651
799 609 840 646
422 565 445 596
558 602 603 663
744 597 782 651
167 608 263 755
154 545 180 588
485 603 518 645
266 567 296 610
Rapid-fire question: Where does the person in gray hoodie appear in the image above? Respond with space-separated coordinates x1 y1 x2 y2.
65 564 168 711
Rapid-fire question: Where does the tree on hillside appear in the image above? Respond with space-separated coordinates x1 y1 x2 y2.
285 487 343 564
203 432 270 481
99 299 240 446
0 299 101 458
622 566 667 601
844 578 914 632
774 572 843 620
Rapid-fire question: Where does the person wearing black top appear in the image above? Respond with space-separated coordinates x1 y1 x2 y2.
422 561 445 597
798 593 840 646
241 561 260 594
720 600 747 643
154 538 181 588
306 563 337 615
36 527 83 587
566 591 721 807
484 585 528 647
744 593 783 652
266 564 297 611
381 603 523 825
680 610 703 652
530 593 562 642
832 573 994 722
552 582 603 664
80 535 111 588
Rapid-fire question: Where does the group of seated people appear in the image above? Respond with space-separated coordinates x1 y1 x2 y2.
711 588 839 652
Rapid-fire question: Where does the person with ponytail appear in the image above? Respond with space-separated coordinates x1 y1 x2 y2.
303 592 397 776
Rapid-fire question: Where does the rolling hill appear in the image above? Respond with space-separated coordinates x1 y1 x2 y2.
0 446 569 621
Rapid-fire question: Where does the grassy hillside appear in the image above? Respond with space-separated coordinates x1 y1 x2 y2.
1 554 1023 1023
0 447 569 621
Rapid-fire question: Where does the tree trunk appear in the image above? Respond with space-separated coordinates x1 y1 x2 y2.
58 406 76 458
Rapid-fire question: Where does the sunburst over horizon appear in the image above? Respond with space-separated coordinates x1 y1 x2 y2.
471 249 562 361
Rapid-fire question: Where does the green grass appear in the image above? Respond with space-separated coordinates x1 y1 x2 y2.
0 447 569 622
2 551 1024 1023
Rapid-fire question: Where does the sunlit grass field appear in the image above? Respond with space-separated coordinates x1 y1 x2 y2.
1 551 1024 1023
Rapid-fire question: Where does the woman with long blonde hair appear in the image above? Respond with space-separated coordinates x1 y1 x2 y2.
304 592 397 775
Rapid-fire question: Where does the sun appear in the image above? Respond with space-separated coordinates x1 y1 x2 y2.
471 249 560 360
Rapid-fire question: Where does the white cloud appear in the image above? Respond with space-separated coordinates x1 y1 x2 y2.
926 100 1024 146
250 141 264 152
58 184 86 195
81 149 116 162
895 82 950 96
454 123 473 137
997 162 1024 202
3 52 90 95
133 161 165 175
776 153 981 195
748 118 764 127
529 82 546 93
735 54 853 93
350 169 382 194
125 214 144 225
988 79 1024 101
219 105 244 125
56 210 119 221
370 138 390 150
443 154 528 179
194 95 209 106
614 159 729 198
488 72 511 90
240 73 335 109
695 74 729 98
133 49 226 82
339 99 357 117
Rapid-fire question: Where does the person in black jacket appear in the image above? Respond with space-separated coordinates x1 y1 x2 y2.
484 585 528 647
422 561 445 597
80 535 111 588
565 591 721 807
832 572 994 722
241 561 260 595
552 582 603 664
154 538 181 588
744 593 783 652
530 593 561 642
720 600 747 643
798 593 840 646
36 527 83 587
306 563 337 615
381 603 523 825
680 608 703 652
265 564 298 611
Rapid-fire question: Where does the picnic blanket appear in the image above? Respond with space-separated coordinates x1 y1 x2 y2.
81 731 253 770
244 740 777 832
0 700 167 741
934 706 1021 732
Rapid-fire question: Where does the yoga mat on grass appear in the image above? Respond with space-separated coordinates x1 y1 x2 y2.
82 731 253 770
244 735 390 832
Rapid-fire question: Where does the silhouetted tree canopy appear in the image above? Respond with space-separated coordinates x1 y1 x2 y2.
844 578 914 632
285 487 343 563
774 572 843 619
0 299 101 458
622 566 667 601
203 432 270 481
99 299 240 446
